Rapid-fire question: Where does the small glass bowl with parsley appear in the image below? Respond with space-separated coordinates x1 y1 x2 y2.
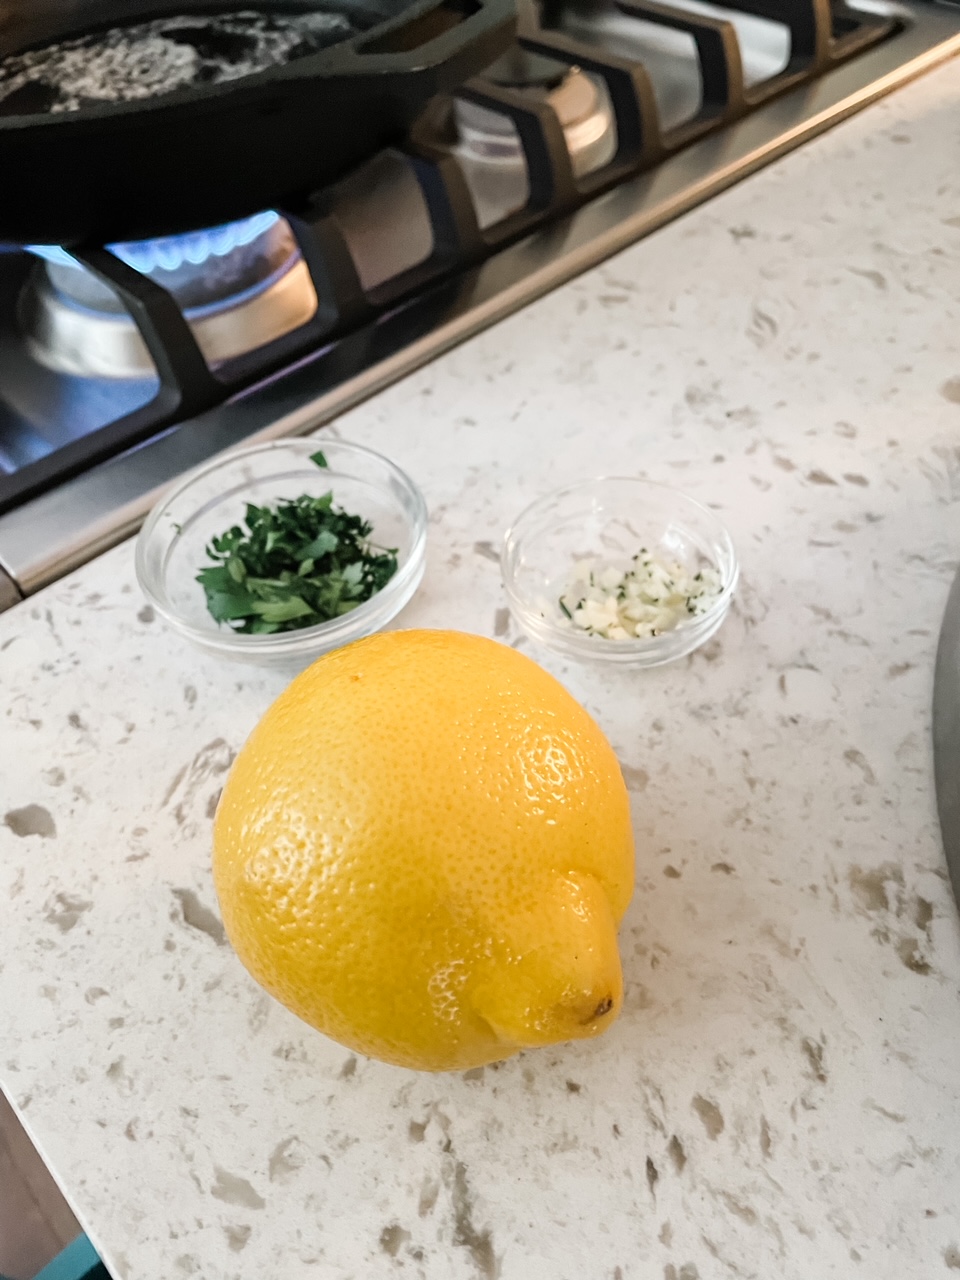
135 438 427 668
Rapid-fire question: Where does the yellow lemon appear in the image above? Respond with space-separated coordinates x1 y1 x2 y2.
213 630 635 1071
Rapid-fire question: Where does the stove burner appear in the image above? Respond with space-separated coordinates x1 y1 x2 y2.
482 45 569 90
453 66 617 227
122 209 282 276
21 212 317 378
30 208 280 275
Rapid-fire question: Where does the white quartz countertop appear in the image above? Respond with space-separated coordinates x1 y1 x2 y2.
4 57 960 1280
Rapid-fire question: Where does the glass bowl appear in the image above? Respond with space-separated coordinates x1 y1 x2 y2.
135 438 427 668
501 477 738 667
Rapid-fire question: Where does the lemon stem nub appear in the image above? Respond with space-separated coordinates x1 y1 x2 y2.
584 996 614 1024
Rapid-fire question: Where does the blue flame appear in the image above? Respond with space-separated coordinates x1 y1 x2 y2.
28 210 280 274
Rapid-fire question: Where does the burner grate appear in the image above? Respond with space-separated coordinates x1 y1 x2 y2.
0 0 899 517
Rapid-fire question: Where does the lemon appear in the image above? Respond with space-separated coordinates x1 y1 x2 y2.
213 630 635 1071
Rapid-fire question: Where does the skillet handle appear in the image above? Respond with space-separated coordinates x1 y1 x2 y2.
344 0 516 79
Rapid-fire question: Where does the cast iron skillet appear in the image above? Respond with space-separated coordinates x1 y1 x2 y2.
0 0 515 246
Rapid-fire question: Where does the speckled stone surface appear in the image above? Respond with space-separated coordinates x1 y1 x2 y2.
4 58 960 1280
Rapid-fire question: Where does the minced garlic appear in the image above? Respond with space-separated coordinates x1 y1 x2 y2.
556 550 722 641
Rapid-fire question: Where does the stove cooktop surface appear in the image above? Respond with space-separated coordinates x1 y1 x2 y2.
1 0 959 608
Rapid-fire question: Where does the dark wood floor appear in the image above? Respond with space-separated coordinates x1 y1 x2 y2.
0 1091 79 1280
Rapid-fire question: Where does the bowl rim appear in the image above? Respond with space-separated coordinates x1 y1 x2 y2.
134 436 428 654
500 475 739 660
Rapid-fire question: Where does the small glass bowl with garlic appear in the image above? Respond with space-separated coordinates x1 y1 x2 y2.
501 477 738 667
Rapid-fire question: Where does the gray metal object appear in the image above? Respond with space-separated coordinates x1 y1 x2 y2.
1 0 959 603
453 67 617 227
20 257 317 378
933 565 960 912
0 563 22 608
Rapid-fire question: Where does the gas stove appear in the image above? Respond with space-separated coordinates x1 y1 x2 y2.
1 0 958 610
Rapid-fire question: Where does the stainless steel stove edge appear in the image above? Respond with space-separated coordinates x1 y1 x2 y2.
1 0 958 608
0 563 21 608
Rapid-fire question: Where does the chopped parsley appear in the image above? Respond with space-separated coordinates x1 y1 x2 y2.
196 450 398 635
